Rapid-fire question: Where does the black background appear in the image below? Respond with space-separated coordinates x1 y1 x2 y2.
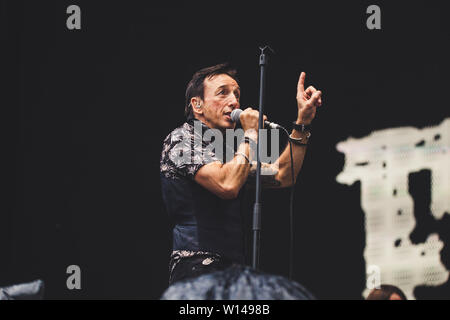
1 0 449 299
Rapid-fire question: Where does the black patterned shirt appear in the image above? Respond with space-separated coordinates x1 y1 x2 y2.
160 117 246 264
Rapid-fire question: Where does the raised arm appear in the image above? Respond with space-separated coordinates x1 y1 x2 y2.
247 72 323 188
274 72 322 187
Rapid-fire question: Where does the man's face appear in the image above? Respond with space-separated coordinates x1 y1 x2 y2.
199 74 240 130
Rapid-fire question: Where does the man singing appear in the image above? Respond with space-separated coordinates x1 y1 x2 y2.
160 63 322 284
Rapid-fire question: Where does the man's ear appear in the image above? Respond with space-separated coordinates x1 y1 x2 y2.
190 97 203 116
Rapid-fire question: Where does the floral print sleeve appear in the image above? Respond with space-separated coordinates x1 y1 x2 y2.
160 120 222 180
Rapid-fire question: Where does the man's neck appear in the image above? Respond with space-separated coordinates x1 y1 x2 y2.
191 116 227 134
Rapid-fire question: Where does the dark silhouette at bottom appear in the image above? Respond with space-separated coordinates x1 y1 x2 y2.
161 264 315 300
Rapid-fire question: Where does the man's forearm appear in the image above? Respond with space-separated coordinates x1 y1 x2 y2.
276 128 309 185
194 130 261 199
193 136 256 199
218 134 256 195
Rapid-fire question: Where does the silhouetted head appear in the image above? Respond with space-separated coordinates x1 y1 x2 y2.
366 284 407 300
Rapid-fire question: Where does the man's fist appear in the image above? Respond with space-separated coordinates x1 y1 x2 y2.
239 108 268 137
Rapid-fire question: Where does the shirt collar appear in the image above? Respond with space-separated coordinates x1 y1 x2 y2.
187 116 211 133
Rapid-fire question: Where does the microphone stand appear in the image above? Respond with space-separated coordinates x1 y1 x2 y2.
252 46 274 270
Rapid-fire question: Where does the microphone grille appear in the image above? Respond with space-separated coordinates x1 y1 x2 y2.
230 109 242 123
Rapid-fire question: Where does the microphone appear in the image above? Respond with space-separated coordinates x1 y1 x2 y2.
230 109 282 129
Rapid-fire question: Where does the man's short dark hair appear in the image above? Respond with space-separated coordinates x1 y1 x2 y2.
184 63 238 119
366 284 407 300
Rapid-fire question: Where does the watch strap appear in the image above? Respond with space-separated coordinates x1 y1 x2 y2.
292 121 312 133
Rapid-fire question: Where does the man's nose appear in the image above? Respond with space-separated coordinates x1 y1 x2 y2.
228 94 239 108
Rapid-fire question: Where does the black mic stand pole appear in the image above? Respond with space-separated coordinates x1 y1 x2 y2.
252 46 274 270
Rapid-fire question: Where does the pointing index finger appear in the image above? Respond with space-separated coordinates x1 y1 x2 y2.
297 72 306 94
